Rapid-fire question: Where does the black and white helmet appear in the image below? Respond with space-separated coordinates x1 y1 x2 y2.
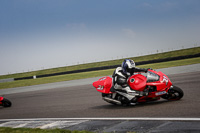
122 59 135 76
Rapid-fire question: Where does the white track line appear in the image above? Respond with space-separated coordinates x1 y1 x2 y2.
0 120 88 129
39 120 87 129
0 118 200 121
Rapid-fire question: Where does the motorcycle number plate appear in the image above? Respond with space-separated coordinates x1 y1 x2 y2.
155 91 167 96
97 85 104 90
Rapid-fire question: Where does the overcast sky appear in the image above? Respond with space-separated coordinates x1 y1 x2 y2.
0 0 200 75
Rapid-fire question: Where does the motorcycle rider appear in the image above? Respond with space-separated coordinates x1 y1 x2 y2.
110 59 148 93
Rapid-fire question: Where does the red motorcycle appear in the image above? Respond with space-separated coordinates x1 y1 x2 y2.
0 96 12 107
93 69 184 106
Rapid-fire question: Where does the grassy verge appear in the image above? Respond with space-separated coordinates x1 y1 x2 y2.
137 56 200 69
0 57 200 90
0 47 200 79
0 127 92 133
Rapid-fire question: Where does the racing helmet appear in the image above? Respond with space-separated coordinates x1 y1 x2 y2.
122 59 135 76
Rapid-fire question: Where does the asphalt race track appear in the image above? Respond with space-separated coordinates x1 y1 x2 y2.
0 64 200 132
1 71 200 119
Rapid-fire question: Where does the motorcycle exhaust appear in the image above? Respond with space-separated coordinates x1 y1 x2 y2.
103 97 121 105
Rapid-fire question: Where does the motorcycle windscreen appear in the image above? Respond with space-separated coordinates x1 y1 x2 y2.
92 76 112 93
128 74 147 91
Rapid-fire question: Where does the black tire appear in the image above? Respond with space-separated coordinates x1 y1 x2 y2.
120 96 131 106
161 86 184 100
2 98 12 107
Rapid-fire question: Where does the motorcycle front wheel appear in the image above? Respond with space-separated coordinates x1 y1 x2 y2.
161 85 184 100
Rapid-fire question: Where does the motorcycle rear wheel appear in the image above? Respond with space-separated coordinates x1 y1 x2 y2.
161 85 184 100
2 98 12 107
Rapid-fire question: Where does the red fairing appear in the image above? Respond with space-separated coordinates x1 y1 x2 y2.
92 76 112 94
0 96 4 104
128 74 147 91
146 70 172 91
0 96 4 101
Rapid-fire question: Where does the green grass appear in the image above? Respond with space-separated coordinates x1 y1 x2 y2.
138 56 200 69
0 127 92 133
0 47 200 79
0 57 199 90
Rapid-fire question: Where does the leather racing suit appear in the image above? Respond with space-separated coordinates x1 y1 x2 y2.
110 67 148 92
